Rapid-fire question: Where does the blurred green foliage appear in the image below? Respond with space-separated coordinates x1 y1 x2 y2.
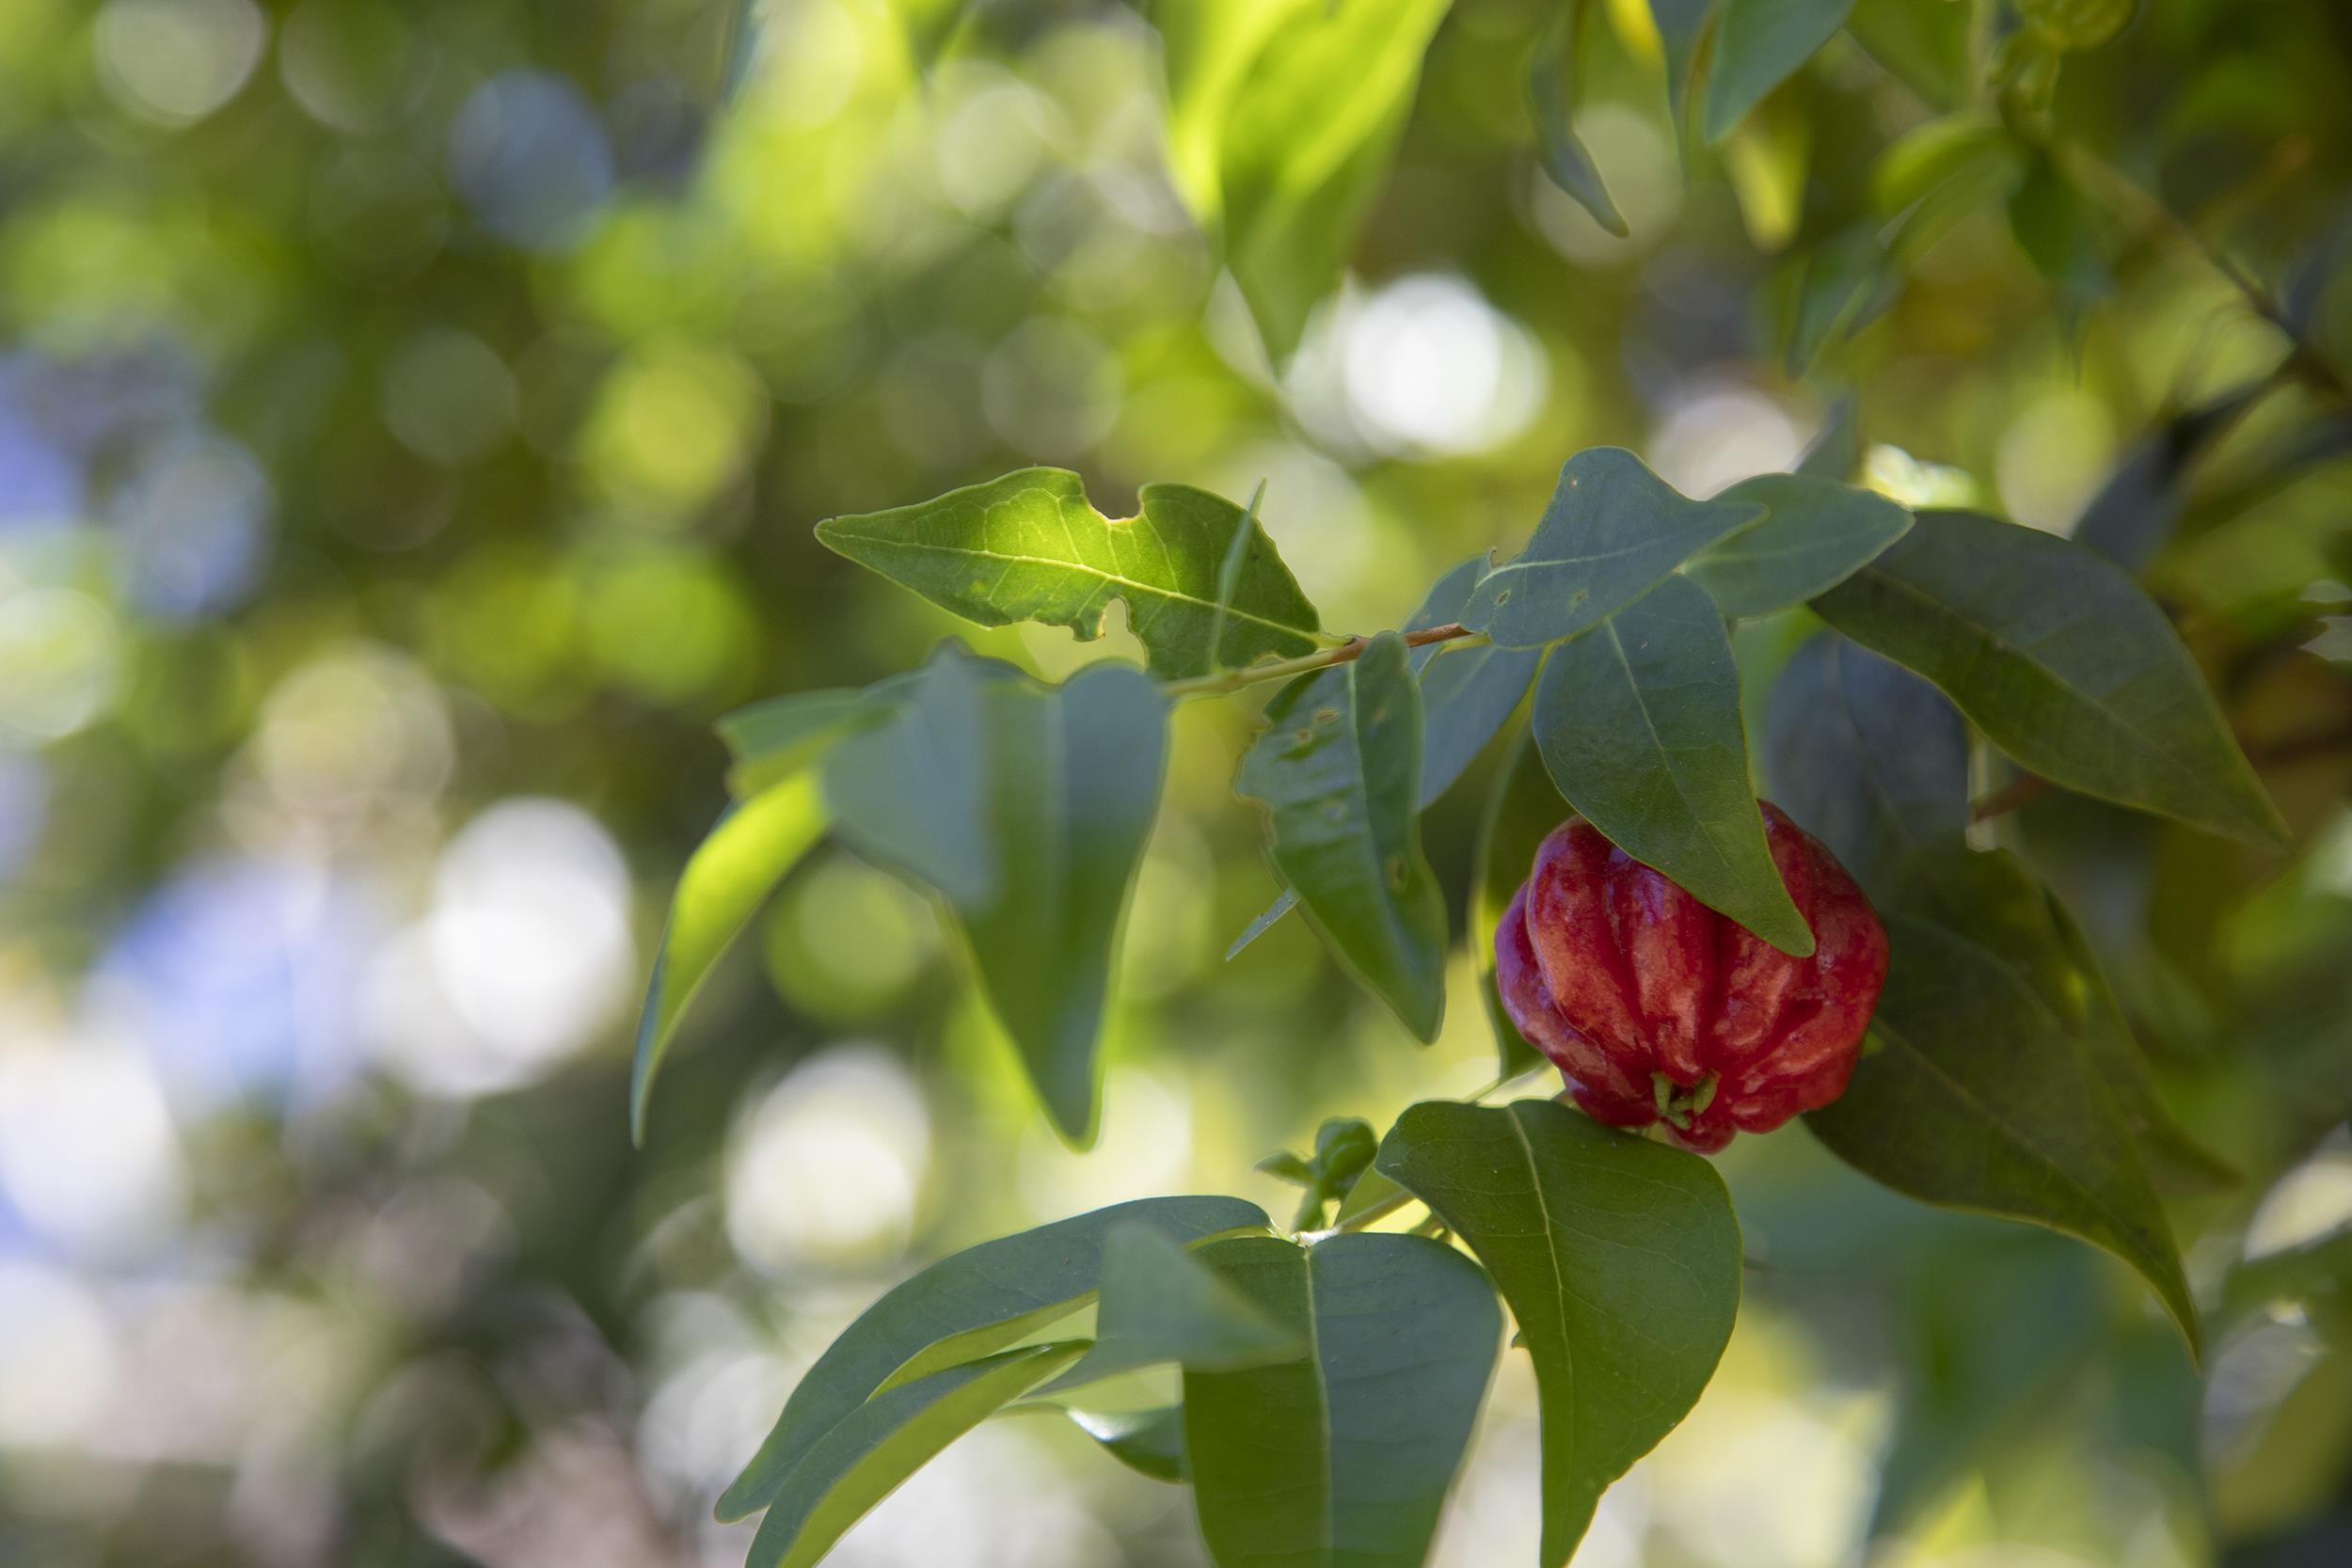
3 1 2352 1565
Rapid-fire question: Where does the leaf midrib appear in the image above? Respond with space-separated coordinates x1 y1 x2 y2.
823 530 1316 641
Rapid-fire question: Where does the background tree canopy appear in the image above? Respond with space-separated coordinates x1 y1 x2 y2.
3 1 2351 1566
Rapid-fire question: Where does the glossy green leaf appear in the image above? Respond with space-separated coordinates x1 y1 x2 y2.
1683 473 1912 618
814 468 1321 681
1161 0 1454 357
1236 632 1447 1038
1527 1 1628 236
1462 449 1764 649
1473 731 1569 1078
1059 1405 1185 1482
1804 912 2201 1355
1705 0 1853 142
1532 573 1815 954
629 773 828 1144
1041 1223 1305 1393
1184 1232 1502 1568
718 1194 1266 1521
1375 1100 1742 1566
1762 632 1968 902
825 647 1168 1139
746 1341 1088 1568
1811 509 2288 847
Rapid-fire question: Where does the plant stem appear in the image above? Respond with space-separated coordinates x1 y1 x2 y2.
1161 623 1484 700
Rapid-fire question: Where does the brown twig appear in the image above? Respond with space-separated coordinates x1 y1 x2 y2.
1161 622 1483 699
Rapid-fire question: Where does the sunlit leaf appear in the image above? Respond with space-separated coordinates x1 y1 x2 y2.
718 1195 1266 1521
1805 912 2201 1355
1762 632 1968 902
1528 0 1628 236
629 773 828 1144
825 647 1168 1140
1682 472 1912 618
1473 731 1567 1078
814 468 1321 681
1184 1232 1502 1568
1236 632 1448 1038
1532 573 1815 954
1375 1100 1741 1566
1041 1222 1305 1393
1161 0 1454 357
1462 448 1763 649
1705 0 1853 142
1811 509 2288 847
746 1341 1088 1568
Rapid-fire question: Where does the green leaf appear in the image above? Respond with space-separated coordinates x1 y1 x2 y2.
1161 0 1454 357
1058 1404 1186 1482
1796 396 1860 480
718 680 909 799
1705 0 1853 143
717 1194 1266 1522
1683 473 1912 619
1462 449 1764 649
1041 1223 1306 1394
1473 731 1570 1078
1411 557 1545 804
1236 632 1448 1039
1804 912 2201 1355
1527 1 1628 236
814 468 1321 681
1780 224 1894 375
629 775 828 1145
825 647 1168 1140
1648 0 1721 132
746 1341 1087 1568
1184 1232 1502 1568
1762 632 1969 902
1375 1100 1742 1566
1225 559 1536 960
1811 509 2288 847
1532 573 1816 955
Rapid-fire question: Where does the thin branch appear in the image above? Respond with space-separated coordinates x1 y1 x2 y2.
1160 622 1483 700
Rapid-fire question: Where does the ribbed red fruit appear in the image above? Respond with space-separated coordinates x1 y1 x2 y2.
1495 803 1889 1153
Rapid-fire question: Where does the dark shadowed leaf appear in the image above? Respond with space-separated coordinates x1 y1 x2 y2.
1376 1100 1741 1566
825 648 1168 1140
719 1195 1266 1521
1796 396 1861 480
1473 731 1569 1078
1041 1223 1304 1393
1410 557 1544 804
1762 632 1968 902
629 775 828 1143
1462 449 1764 649
1532 573 1814 954
1528 0 1628 236
1812 509 2287 847
1648 0 1720 132
1224 559 1536 958
1184 1232 1502 1568
1236 632 1447 1038
1058 1405 1185 1482
1684 471 1912 618
2071 387 2262 569
1804 913 2201 1354
1705 0 1854 142
814 468 1321 680
1782 223 1894 375
746 1342 1087 1568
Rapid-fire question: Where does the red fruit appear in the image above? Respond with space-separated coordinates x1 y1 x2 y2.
1495 804 1889 1153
